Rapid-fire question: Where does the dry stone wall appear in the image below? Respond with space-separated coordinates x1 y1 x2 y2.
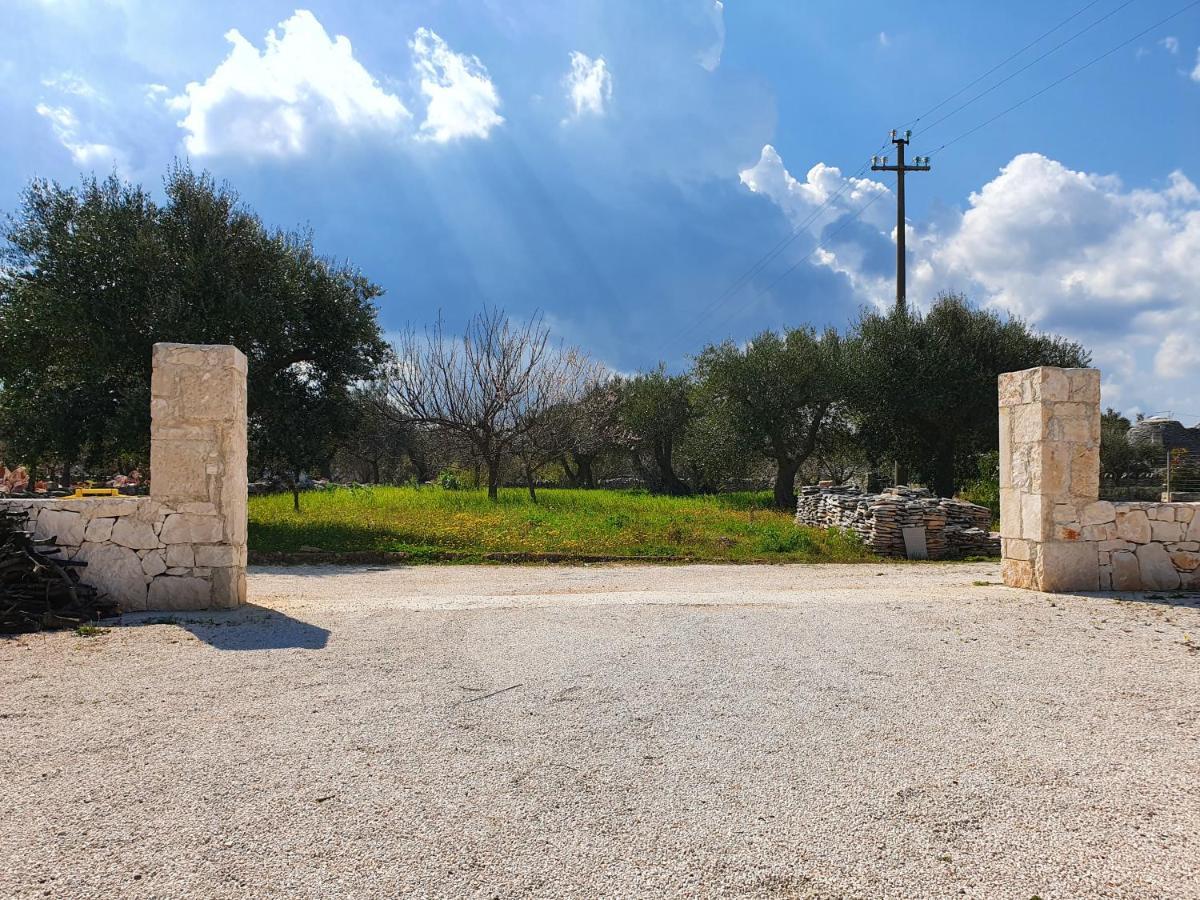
0 343 247 611
999 365 1200 592
796 485 997 559
1083 500 1199 591
1 496 244 610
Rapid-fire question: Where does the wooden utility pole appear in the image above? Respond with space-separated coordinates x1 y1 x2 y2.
871 130 930 315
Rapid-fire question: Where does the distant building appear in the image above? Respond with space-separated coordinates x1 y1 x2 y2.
1128 417 1200 457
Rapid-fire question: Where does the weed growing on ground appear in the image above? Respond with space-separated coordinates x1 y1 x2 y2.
74 625 109 637
248 486 874 564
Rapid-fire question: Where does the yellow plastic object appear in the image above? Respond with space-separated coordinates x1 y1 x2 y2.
62 487 122 499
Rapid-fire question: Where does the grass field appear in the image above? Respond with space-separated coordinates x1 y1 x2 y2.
248 486 874 563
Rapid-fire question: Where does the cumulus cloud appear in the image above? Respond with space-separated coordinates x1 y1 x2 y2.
739 144 892 233
741 147 1200 411
563 51 612 121
170 9 410 157
1193 46 1200 81
35 102 122 167
410 27 503 143
1160 36 1179 54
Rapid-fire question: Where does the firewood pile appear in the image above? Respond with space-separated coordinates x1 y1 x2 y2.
796 484 999 559
0 510 116 633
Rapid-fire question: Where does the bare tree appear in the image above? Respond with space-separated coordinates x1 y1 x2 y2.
511 356 600 501
385 308 590 501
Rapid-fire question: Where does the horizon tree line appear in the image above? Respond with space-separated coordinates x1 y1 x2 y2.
0 163 1090 510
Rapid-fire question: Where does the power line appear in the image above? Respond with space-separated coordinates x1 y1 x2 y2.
901 0 1109 129
702 189 889 341
758 193 887 300
927 0 1200 157
913 0 1141 140
673 4 1129 352
694 161 870 315
668 147 886 352
671 0 1196 356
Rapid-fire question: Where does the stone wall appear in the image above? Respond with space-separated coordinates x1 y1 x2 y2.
0 343 247 611
796 485 997 559
999 366 1200 592
1 495 243 610
1082 501 1199 590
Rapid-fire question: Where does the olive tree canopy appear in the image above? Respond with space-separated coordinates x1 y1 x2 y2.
0 163 389 484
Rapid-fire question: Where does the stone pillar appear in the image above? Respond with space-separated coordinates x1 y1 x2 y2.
150 343 248 608
999 366 1101 592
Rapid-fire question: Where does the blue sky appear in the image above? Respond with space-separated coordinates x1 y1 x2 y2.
2 0 1198 417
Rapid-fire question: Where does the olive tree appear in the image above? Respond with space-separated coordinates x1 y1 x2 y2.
615 367 693 496
845 293 1089 497
694 327 842 510
0 164 388 484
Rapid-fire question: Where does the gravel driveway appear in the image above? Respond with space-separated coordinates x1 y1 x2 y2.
3 562 1198 899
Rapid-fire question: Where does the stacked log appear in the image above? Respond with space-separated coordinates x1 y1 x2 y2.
796 485 998 559
0 509 116 633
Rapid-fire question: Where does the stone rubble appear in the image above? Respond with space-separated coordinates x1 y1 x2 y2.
796 484 998 559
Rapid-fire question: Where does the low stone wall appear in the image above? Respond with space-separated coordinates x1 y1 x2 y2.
0 496 244 609
1077 500 1199 590
796 485 998 559
999 365 1200 592
0 342 247 611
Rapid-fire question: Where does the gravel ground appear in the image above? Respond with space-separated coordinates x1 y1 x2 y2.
2 562 1199 899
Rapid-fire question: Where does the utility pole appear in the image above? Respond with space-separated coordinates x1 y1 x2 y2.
871 130 930 315
872 130 930 488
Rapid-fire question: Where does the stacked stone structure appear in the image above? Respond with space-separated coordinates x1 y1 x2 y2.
0 344 247 611
999 366 1200 591
796 485 997 559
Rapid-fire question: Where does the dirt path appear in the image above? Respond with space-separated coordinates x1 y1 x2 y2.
3 563 1198 898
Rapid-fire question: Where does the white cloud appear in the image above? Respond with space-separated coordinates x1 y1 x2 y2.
917 155 1200 321
1192 46 1200 82
1160 36 1179 54
563 51 612 122
410 27 502 143
741 147 1200 412
1155 332 1200 379
35 102 122 167
171 9 410 157
698 0 725 71
739 144 892 233
42 71 99 99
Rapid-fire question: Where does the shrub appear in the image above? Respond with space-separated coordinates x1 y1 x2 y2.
437 468 465 491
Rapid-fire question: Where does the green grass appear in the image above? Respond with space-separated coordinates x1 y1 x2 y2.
248 486 874 564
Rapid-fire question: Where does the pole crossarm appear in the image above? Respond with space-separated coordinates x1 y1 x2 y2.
871 162 931 172
870 129 931 314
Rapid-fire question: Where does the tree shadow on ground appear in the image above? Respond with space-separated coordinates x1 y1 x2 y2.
112 603 330 650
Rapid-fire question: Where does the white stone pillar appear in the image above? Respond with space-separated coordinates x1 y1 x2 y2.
150 343 248 608
998 366 1101 592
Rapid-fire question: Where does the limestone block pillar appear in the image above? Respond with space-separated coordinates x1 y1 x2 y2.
150 343 248 608
998 366 1101 591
